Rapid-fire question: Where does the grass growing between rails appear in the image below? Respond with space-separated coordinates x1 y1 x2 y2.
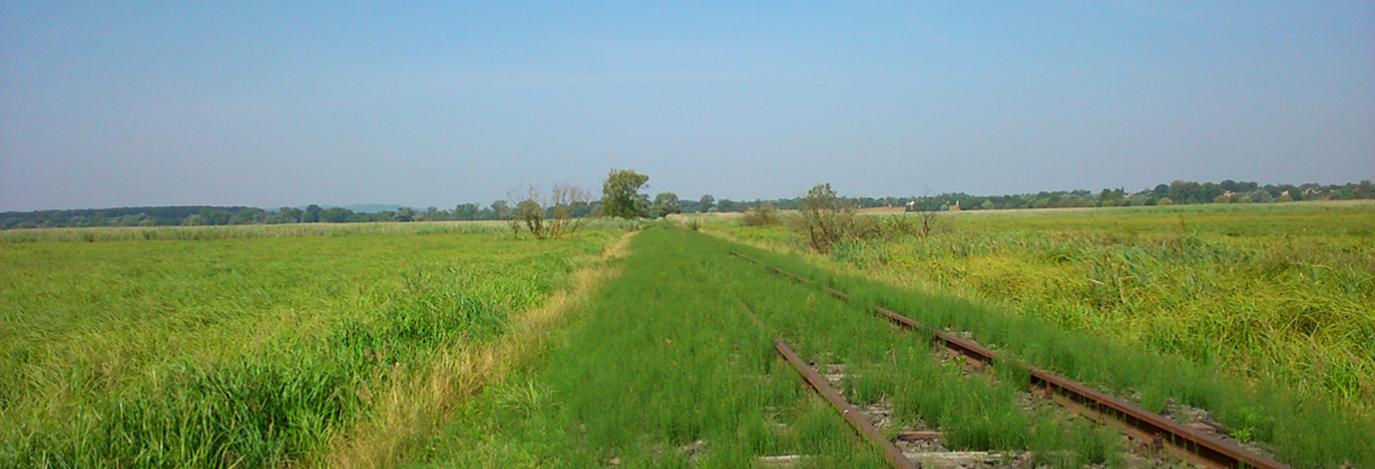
414 226 1138 468
712 201 1375 414
0 227 622 467
724 243 1132 467
707 204 1375 468
413 225 889 468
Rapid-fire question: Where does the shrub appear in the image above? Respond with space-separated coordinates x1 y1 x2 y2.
739 203 781 227
793 184 873 253
875 215 924 240
509 183 590 239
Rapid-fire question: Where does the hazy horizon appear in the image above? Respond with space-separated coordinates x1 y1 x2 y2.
4 2 1373 212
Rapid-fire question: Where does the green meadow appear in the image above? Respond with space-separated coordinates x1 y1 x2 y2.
0 223 617 467
413 226 1130 468
715 201 1375 414
3 203 1372 468
417 223 1372 468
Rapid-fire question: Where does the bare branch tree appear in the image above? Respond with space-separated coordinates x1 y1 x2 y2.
547 183 589 239
508 183 589 240
903 185 942 237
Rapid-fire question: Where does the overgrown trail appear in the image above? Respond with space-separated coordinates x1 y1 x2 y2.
411 224 1373 469
327 231 636 468
412 225 892 467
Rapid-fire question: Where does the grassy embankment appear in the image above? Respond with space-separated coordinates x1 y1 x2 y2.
0 222 623 467
415 225 1170 468
705 200 1374 467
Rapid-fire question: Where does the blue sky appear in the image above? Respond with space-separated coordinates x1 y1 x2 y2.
2 1 1372 211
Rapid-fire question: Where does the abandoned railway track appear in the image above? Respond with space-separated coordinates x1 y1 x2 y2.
731 251 1291 469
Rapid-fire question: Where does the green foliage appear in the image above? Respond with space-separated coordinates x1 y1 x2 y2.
420 227 1151 467
0 229 613 467
698 194 715 213
510 183 593 240
791 185 938 252
720 201 1375 467
651 191 681 218
739 203 781 227
600 169 650 219
424 226 900 466
797 183 868 253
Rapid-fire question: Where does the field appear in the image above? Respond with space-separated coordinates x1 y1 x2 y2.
415 223 1373 468
0 222 623 467
3 203 1372 468
412 226 1132 468
712 201 1375 414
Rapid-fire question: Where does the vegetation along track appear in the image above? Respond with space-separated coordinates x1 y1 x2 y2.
733 251 1289 469
422 225 1367 468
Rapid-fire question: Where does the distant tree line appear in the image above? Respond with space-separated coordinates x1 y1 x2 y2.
898 180 1374 212
0 201 601 230
3 180 1370 230
687 180 1375 214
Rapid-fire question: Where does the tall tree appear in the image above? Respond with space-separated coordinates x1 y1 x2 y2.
490 200 510 220
454 203 479 221
698 194 714 213
600 169 650 219
303 204 322 223
651 192 680 218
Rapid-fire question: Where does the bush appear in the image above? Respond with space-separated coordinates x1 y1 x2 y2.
876 215 926 240
739 203 781 227
794 184 872 252
509 183 589 239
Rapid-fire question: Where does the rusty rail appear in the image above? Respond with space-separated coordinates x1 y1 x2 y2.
741 304 916 468
730 251 1290 469
774 336 918 469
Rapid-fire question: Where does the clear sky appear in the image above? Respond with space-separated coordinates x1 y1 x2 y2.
3 1 1373 211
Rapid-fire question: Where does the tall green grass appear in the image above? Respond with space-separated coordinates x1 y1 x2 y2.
417 225 1132 468
418 225 891 467
719 211 1375 468
0 229 614 467
847 202 1374 412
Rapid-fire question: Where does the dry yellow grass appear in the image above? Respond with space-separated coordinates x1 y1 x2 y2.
856 206 905 214
321 232 636 469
